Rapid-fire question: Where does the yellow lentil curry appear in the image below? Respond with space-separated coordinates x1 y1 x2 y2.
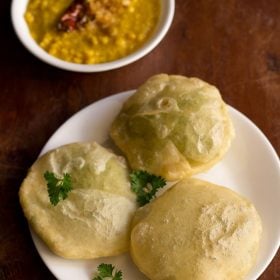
25 0 160 64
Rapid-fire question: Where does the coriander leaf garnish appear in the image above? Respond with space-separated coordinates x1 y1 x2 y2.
43 171 73 206
113 271 123 280
93 263 123 280
130 170 166 206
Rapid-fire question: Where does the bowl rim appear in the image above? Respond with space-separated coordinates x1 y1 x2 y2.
11 0 175 72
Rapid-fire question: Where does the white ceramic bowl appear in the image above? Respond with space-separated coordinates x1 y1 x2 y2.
11 0 175 72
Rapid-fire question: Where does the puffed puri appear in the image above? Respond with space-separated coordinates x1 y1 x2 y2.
130 178 262 280
19 142 137 259
110 74 235 181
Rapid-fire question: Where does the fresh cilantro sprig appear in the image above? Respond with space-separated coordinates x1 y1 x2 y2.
93 263 123 280
130 170 166 206
43 171 73 206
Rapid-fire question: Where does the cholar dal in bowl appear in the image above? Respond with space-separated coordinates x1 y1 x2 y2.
24 0 160 64
11 0 174 71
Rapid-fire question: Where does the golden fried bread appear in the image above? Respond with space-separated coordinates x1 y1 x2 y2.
110 74 234 180
19 142 137 259
131 178 262 280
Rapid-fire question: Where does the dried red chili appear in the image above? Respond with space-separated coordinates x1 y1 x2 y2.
57 0 90 32
57 0 132 32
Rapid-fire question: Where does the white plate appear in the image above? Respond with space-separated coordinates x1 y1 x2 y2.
31 90 280 280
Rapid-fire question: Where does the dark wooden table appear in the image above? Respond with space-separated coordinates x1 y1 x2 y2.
1 0 279 279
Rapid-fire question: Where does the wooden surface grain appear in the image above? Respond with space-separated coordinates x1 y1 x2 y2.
1 0 280 279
